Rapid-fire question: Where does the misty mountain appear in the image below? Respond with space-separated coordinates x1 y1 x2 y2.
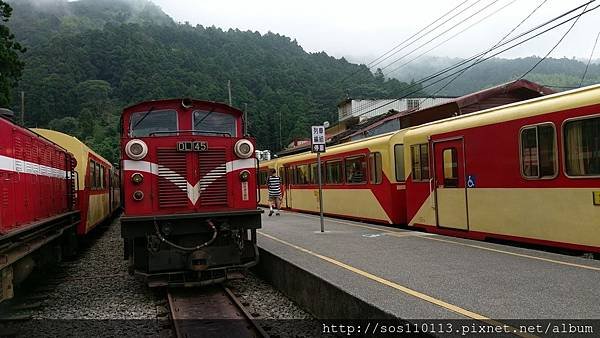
5 0 417 162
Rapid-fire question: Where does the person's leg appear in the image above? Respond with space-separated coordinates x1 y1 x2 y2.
268 197 274 216
275 197 281 215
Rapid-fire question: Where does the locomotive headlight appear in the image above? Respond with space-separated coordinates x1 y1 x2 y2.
234 139 254 159
131 172 144 184
239 170 250 182
133 190 144 201
125 139 148 160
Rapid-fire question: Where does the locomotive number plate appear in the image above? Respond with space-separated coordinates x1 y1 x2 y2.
177 141 208 152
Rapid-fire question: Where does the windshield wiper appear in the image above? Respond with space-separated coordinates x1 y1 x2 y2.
194 109 215 129
131 106 156 131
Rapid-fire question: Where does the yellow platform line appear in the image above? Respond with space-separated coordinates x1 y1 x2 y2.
258 231 532 337
287 212 600 272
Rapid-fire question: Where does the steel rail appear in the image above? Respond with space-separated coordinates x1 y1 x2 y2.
168 285 268 338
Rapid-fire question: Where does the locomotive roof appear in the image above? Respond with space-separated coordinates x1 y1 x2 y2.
122 98 244 116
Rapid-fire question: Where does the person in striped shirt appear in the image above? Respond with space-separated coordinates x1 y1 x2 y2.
267 168 282 216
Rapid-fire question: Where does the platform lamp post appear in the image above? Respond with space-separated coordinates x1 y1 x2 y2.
311 122 328 232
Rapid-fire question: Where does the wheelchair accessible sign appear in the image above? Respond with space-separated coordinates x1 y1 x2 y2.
467 175 476 188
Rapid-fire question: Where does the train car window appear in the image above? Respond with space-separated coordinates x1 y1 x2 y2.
286 167 295 185
278 167 286 185
411 144 430 181
564 116 600 176
394 145 405 182
520 124 556 179
296 165 309 185
345 156 367 184
326 160 343 184
259 170 268 186
130 109 178 137
89 160 95 189
369 152 382 184
193 110 237 137
442 148 458 187
96 163 101 189
99 165 104 189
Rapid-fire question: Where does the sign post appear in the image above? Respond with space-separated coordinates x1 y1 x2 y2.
311 126 326 232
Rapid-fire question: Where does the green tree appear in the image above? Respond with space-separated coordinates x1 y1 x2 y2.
0 0 25 106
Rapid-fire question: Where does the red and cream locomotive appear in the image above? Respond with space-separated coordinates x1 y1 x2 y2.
120 99 261 286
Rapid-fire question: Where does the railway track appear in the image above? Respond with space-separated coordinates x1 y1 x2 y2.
167 286 269 338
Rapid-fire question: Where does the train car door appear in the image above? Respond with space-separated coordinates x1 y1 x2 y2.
433 138 468 230
284 165 292 208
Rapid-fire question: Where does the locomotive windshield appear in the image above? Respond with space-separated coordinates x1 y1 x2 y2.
130 109 178 137
193 110 237 137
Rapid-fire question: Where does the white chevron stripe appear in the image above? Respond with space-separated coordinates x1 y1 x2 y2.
123 157 257 203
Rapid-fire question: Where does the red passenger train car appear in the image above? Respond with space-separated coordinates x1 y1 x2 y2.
120 98 261 286
0 109 79 302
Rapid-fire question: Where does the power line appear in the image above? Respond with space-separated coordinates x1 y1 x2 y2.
339 0 473 85
366 0 472 69
579 31 600 87
347 0 596 118
421 0 547 99
348 1 600 121
386 0 519 77
379 0 502 73
518 2 591 80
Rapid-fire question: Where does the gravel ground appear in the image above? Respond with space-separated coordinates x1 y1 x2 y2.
0 216 321 337
227 273 323 337
0 217 170 337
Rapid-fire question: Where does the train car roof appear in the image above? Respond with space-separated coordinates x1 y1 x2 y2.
403 83 600 142
31 129 113 168
271 131 399 165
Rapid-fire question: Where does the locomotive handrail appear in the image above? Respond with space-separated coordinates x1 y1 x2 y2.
153 219 218 252
148 130 232 137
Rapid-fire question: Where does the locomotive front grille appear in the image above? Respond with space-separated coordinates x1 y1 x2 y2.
199 148 228 206
157 148 188 208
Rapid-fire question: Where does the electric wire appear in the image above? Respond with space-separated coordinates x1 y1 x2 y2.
347 1 600 121
579 31 600 87
518 2 591 80
386 0 520 77
421 0 548 100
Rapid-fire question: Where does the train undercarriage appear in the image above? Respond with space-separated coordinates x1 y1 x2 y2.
121 210 262 287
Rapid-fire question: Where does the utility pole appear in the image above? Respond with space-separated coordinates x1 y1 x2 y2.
20 91 25 125
227 80 232 106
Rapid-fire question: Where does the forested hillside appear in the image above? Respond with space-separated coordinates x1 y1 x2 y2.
5 0 417 162
390 56 600 96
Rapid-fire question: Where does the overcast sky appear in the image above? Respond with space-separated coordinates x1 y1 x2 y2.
152 0 600 66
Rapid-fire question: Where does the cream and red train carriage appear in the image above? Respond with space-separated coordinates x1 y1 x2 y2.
259 132 409 224
403 84 600 254
32 129 121 235
119 98 261 286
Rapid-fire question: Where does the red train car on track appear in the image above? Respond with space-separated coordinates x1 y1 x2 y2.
120 98 261 286
0 109 79 302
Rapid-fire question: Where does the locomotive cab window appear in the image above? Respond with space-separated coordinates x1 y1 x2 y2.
520 123 556 179
193 110 237 137
564 116 600 177
411 144 430 181
130 109 178 137
345 156 367 184
442 148 458 187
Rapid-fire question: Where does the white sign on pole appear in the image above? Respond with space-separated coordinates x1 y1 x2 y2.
311 125 326 153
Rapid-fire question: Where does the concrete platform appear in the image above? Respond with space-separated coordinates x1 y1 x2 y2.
256 209 600 320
